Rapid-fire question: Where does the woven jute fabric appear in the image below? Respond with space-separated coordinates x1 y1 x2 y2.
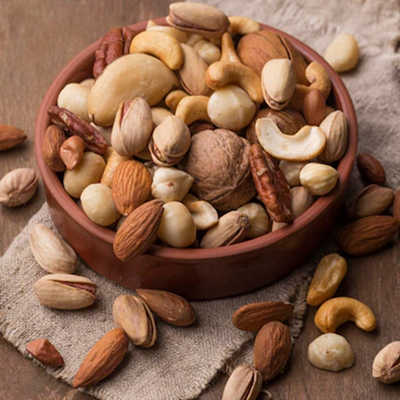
1 0 399 399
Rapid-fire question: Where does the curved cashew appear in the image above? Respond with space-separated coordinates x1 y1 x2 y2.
290 62 332 111
228 16 260 36
205 61 263 103
130 30 184 70
175 95 211 125
182 193 218 230
220 32 242 64
255 118 326 161
146 20 188 43
314 297 376 333
165 90 189 111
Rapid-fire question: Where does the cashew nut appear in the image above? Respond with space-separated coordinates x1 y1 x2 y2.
220 33 242 64
175 95 211 125
256 118 326 161
129 30 184 70
290 62 332 111
165 90 189 111
205 61 263 103
194 40 221 65
228 16 260 36
314 297 376 333
146 20 188 43
182 193 218 230
324 34 359 73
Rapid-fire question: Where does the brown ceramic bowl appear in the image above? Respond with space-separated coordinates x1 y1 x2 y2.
35 18 357 300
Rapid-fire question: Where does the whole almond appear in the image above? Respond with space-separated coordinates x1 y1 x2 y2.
136 288 196 327
60 136 86 170
73 328 129 388
303 89 326 126
0 124 27 151
113 199 164 262
357 153 386 184
111 160 152 216
338 215 399 256
26 339 64 368
253 321 292 381
42 125 66 172
232 301 294 332
393 189 400 224
0 168 38 207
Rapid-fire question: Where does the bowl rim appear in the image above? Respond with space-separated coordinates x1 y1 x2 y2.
35 17 358 261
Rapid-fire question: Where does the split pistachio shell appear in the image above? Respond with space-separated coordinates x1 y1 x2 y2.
237 203 270 239
299 163 339 196
256 118 326 162
111 98 153 157
57 83 91 123
373 341 400 384
158 202 197 248
151 167 194 202
261 59 296 110
30 224 77 274
222 364 262 400
324 34 359 73
113 295 157 348
63 152 106 198
149 115 191 166
308 333 354 372
182 193 218 230
279 161 307 187
0 168 38 207
34 274 97 310
88 54 178 126
208 84 256 131
200 211 250 248
81 183 120 226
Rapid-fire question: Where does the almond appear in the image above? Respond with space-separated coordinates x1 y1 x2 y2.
26 339 64 368
232 301 294 332
113 199 164 262
42 125 67 172
136 289 196 327
338 215 399 256
356 153 386 185
0 124 27 151
253 321 292 381
303 89 326 126
393 189 400 224
111 160 152 215
73 328 129 388
60 136 86 170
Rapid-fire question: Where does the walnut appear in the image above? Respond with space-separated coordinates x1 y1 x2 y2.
180 129 256 211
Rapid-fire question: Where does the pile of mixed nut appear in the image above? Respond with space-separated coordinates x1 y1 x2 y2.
1 1 400 397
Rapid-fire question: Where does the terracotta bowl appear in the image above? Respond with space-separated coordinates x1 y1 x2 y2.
35 18 358 300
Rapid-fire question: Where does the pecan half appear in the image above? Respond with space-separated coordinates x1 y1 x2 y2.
250 143 293 223
47 106 107 155
93 26 136 79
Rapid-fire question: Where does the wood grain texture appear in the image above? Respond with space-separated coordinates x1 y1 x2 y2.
0 1 399 399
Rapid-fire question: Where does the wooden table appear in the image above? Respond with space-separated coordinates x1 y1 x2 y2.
1 1 399 399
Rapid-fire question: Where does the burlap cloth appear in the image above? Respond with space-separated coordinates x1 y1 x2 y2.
1 0 399 399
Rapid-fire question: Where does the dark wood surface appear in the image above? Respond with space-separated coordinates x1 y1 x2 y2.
1 1 399 399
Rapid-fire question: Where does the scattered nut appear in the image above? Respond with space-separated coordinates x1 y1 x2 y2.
222 364 262 400
0 124 27 151
237 203 270 238
26 339 64 368
324 34 359 73
372 341 400 384
279 160 307 187
356 152 386 184
60 136 86 170
299 163 339 196
42 125 67 172
182 193 218 230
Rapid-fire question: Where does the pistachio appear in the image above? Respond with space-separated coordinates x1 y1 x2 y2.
279 161 307 187
113 294 156 348
81 183 120 226
222 364 262 400
29 224 77 274
34 274 97 310
167 2 230 38
182 193 219 230
319 111 349 163
151 167 194 202
372 341 400 384
0 168 38 207
200 211 251 248
158 202 197 248
111 98 153 157
261 59 296 110
149 115 191 167
207 84 256 131
237 203 270 239
299 163 339 196
57 83 91 123
63 152 106 198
